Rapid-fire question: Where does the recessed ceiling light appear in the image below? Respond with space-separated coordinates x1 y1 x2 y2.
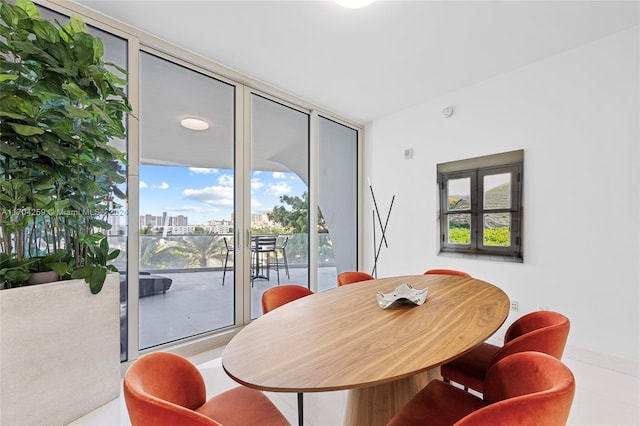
336 0 374 8
180 117 209 131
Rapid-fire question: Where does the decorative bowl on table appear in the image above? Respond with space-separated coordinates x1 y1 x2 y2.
376 283 428 309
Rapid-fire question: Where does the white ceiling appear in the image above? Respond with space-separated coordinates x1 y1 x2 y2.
75 0 639 124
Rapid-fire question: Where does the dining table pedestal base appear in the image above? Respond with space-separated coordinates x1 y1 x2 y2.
342 367 441 426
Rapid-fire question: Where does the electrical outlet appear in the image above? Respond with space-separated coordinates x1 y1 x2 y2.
510 300 519 312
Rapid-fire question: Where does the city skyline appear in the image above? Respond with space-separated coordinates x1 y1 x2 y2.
139 165 306 225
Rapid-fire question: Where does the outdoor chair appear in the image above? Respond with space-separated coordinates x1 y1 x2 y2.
222 237 233 286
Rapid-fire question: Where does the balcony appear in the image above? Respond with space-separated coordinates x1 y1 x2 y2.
113 234 339 359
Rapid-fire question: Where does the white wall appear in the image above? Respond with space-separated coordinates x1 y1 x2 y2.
364 26 639 374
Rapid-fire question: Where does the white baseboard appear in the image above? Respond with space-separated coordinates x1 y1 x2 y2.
563 345 640 378
482 335 639 378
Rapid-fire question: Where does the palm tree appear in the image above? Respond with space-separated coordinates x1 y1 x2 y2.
171 231 224 268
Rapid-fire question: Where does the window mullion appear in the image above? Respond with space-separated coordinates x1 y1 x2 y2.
471 171 480 250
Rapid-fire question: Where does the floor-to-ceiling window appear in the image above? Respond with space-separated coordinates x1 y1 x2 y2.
249 93 310 318
138 51 236 349
33 1 363 358
318 117 359 290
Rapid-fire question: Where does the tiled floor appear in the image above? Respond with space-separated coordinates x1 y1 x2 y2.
70 348 639 426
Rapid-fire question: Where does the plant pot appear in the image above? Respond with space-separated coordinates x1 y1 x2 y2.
0 273 120 426
27 270 60 285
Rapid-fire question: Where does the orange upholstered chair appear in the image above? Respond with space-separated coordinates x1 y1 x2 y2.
261 285 314 426
441 310 570 393
337 271 375 286
424 268 471 277
261 284 314 314
124 352 289 426
387 351 575 426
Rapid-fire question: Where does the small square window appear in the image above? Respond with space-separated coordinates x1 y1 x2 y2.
438 150 523 261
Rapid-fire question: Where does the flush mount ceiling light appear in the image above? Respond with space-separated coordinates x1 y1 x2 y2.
180 117 209 131
336 0 374 8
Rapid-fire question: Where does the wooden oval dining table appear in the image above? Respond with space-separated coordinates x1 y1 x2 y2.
222 274 510 426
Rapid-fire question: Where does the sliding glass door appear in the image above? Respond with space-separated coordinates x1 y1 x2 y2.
249 94 310 318
138 51 236 349
318 117 359 290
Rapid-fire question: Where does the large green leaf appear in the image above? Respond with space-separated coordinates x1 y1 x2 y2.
0 110 23 119
31 193 51 207
32 19 59 43
107 248 120 261
71 264 92 280
11 39 46 57
61 82 86 100
104 61 127 75
4 269 30 285
69 14 87 34
48 262 68 276
2 94 39 117
0 1 28 28
88 266 106 294
64 104 93 119
15 0 39 18
0 141 27 157
0 74 18 82
9 123 44 136
53 199 71 211
92 36 103 62
39 139 68 160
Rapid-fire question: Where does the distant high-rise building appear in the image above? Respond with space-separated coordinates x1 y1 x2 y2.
139 212 189 230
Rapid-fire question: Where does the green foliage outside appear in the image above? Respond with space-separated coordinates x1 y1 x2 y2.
267 192 327 234
449 227 510 246
448 227 471 244
483 227 510 246
138 192 338 270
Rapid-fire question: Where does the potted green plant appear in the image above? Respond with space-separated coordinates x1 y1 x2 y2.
0 252 34 285
26 248 68 284
0 0 130 292
0 1 131 424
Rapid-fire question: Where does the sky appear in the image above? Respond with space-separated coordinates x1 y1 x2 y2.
139 165 306 225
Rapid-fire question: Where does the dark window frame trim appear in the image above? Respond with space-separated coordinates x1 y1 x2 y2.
437 150 524 262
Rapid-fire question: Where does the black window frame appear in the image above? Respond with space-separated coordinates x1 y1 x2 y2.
438 150 523 262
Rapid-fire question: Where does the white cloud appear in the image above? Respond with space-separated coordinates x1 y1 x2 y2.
265 182 292 196
189 167 219 175
139 181 148 188
251 178 264 190
153 182 169 190
163 205 219 214
182 185 233 206
272 172 285 179
218 174 233 186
